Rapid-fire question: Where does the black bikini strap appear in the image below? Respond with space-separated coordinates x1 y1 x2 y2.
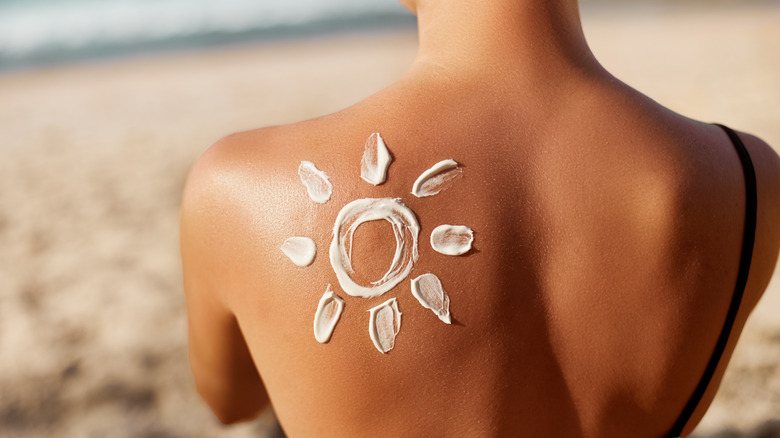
668 124 758 437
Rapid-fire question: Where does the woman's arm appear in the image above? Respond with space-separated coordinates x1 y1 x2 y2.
180 139 270 424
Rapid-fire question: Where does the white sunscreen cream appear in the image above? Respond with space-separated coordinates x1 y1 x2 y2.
298 160 332 204
430 224 474 256
368 298 402 353
330 198 419 298
313 285 345 343
412 159 462 198
280 236 316 267
360 133 392 185
410 273 452 324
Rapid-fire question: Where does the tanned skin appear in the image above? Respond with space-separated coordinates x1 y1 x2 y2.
181 0 780 436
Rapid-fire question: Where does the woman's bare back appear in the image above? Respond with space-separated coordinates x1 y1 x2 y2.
180 1 780 436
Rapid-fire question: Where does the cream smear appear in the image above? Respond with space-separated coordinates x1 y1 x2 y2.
368 298 402 354
411 159 462 198
411 273 452 324
313 285 345 343
280 236 316 267
298 160 332 204
430 224 474 256
360 133 392 185
330 198 419 298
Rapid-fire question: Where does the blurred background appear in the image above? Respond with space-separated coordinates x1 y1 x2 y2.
0 0 778 437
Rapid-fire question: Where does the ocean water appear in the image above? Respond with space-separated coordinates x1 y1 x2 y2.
0 0 415 72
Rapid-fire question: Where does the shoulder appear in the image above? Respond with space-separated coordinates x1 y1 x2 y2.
179 126 290 305
734 129 780 310
739 130 780 246
181 123 310 227
181 129 270 245
740 130 780 200
179 116 345 302
183 127 281 203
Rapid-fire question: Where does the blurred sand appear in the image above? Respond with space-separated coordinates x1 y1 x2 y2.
0 4 778 437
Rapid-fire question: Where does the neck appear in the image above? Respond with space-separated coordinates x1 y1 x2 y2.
410 0 602 82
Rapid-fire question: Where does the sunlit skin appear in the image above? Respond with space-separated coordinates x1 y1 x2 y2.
180 0 780 436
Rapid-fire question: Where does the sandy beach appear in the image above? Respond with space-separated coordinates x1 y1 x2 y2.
0 4 778 437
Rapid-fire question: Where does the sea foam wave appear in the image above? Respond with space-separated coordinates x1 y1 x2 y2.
0 0 411 69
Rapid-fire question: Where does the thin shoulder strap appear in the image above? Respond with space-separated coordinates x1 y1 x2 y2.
668 124 758 437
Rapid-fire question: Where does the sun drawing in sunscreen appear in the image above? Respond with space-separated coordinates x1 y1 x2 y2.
282 133 474 353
